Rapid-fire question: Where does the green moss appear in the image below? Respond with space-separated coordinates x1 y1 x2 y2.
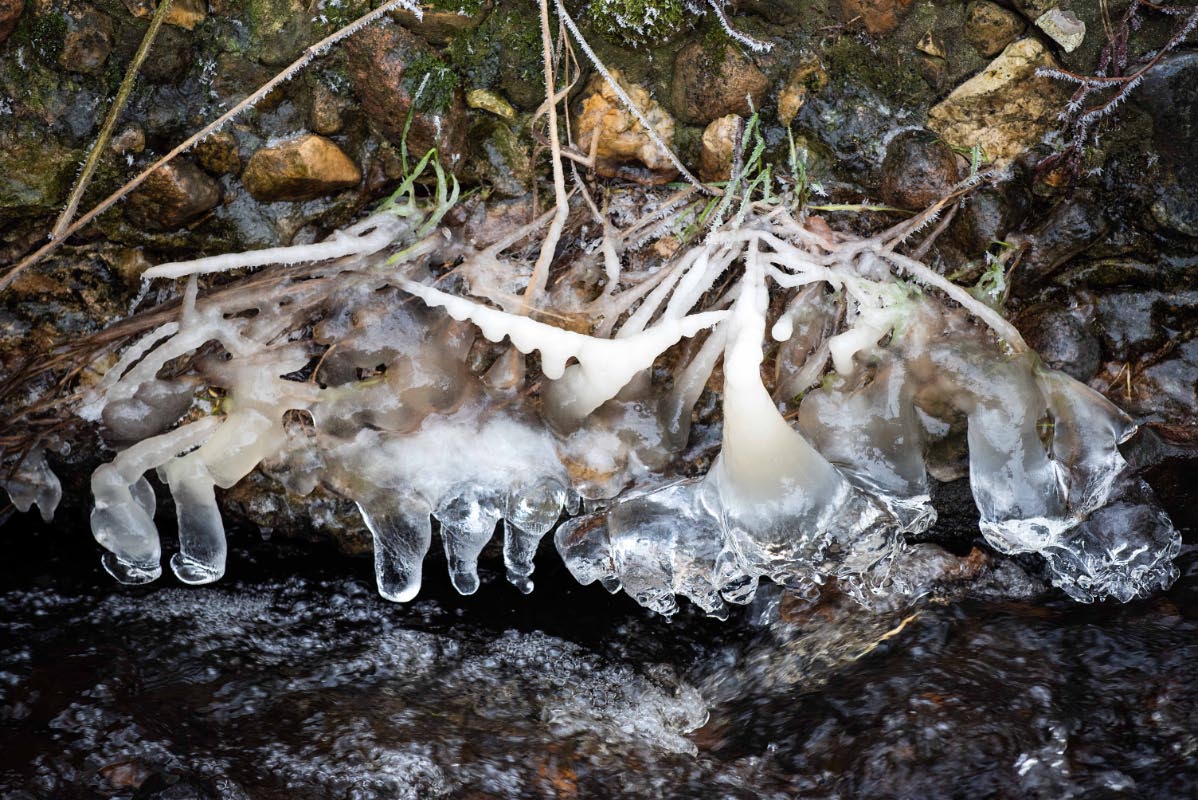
822 36 927 107
28 12 68 61
427 0 487 16
402 50 460 114
446 4 543 109
588 0 689 48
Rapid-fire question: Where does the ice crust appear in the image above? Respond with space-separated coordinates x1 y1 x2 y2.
22 190 1179 616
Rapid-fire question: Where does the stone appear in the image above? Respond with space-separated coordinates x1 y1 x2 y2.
1130 53 1198 182
575 70 678 184
699 115 740 183
110 125 146 156
927 38 1069 165
879 130 962 210
1006 192 1108 296
59 8 113 74
835 0 914 36
915 30 946 59
466 88 516 121
777 53 827 127
308 82 345 136
390 1 489 46
240 135 361 203
126 160 221 230
342 20 467 166
964 1 1025 57
193 131 240 176
1016 302 1102 382
1035 8 1085 53
0 0 23 45
671 42 769 126
122 0 207 30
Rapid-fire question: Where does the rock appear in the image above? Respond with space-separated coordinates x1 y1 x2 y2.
777 53 827 127
927 38 1069 165
1016 302 1102 381
390 0 489 46
110 125 146 156
699 115 740 182
964 1 1025 57
949 181 1030 254
0 130 80 225
240 135 361 203
1035 8 1085 53
0 0 23 45
1136 52 1198 237
915 30 946 59
671 42 769 126
835 0 914 36
879 130 962 210
342 20 467 166
466 88 516 121
1007 192 1108 295
308 82 345 136
1151 184 1198 238
126 160 221 230
575 70 677 184
193 131 240 176
58 8 113 74
122 0 206 31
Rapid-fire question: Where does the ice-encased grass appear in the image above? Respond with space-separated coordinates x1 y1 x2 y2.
3 167 1170 619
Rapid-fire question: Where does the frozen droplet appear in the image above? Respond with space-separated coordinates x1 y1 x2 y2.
90 464 161 585
161 455 226 585
503 479 566 592
358 494 433 602
1 447 62 523
435 488 503 595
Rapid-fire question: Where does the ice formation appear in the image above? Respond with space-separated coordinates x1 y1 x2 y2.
2 151 1180 615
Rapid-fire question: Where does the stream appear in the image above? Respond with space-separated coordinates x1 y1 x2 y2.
2 461 1197 799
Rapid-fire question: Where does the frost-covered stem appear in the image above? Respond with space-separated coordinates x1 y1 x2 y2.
0 0 421 293
524 0 571 309
879 249 1029 352
552 0 714 195
52 0 175 240
706 0 772 52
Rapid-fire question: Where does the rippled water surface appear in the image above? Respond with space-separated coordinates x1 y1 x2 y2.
2 465 1197 799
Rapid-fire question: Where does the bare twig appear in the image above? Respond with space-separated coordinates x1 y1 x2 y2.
0 0 421 294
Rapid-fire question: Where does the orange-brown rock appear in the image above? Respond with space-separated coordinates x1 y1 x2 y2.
574 70 678 185
126 160 221 230
699 115 741 183
671 42 769 126
241 135 361 202
836 0 915 35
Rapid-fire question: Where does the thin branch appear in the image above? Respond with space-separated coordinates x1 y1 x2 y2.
0 0 421 294
53 0 175 239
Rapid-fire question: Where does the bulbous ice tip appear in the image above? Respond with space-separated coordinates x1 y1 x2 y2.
102 552 162 585
170 553 225 585
506 568 535 595
377 577 422 604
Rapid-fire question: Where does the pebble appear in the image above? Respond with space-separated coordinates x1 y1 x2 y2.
240 134 361 203
964 1 1026 57
700 114 741 182
879 130 962 210
126 160 221 230
834 0 915 36
0 0 22 45
671 42 769 126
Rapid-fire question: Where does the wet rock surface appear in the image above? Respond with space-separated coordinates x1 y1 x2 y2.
670 41 769 125
126 160 222 230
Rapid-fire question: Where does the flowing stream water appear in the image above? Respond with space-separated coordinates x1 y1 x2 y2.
2 462 1196 799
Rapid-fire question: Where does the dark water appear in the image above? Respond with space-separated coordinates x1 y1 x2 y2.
2 464 1197 800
